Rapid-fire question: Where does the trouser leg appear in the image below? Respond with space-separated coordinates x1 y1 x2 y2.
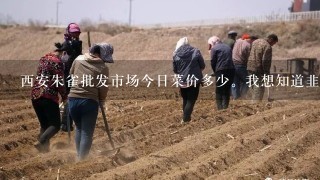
216 69 234 110
216 92 223 110
182 86 199 122
32 98 60 152
69 98 98 160
38 99 61 144
231 71 241 99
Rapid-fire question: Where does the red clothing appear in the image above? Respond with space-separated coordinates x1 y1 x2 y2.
31 53 67 104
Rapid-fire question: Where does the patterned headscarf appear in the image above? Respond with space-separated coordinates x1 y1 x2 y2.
89 43 114 63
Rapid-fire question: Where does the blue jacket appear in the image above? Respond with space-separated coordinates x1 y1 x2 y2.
173 44 205 86
210 43 234 73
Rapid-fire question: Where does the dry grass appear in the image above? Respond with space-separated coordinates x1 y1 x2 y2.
0 20 320 63
80 20 134 36
27 20 48 31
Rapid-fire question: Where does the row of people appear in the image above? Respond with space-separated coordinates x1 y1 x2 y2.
30 23 278 160
174 32 278 123
31 23 109 160
31 40 113 160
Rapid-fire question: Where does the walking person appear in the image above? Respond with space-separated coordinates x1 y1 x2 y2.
247 34 278 102
60 23 83 132
208 36 235 110
68 43 113 160
31 43 68 153
223 30 238 50
208 30 237 77
231 34 258 99
173 37 205 124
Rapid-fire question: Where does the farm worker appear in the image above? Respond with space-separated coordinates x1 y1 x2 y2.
68 43 113 160
223 30 238 50
173 37 205 124
231 34 258 99
207 30 236 77
31 43 68 153
208 36 235 110
247 34 278 101
60 23 83 132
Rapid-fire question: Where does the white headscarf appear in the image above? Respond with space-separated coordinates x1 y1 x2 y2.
175 37 189 51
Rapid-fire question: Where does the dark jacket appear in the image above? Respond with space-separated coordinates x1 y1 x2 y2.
63 39 82 75
173 44 205 86
223 38 236 50
62 39 82 93
211 43 234 73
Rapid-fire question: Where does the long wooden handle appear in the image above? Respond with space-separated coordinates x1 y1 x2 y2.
98 89 115 149
99 102 115 149
87 31 91 48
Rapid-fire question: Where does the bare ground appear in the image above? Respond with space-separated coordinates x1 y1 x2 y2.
0 23 320 179
0 75 320 180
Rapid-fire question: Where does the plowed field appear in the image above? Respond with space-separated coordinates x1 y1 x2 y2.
0 74 320 180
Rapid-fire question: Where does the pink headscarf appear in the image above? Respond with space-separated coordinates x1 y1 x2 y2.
207 36 221 50
208 36 221 46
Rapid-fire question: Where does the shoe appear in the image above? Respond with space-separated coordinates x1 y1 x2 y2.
180 120 190 125
34 141 49 153
61 124 74 132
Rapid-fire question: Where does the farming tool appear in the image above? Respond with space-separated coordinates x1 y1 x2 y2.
98 89 122 158
87 31 91 48
59 102 71 145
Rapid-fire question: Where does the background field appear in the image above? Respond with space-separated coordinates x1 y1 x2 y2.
0 20 320 180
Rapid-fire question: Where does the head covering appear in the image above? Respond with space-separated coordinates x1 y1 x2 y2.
90 43 114 63
68 23 81 33
228 30 237 35
207 36 221 46
175 37 189 51
241 33 250 40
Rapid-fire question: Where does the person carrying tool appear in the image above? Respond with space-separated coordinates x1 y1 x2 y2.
208 36 235 110
231 34 258 100
247 34 278 102
68 43 113 160
31 43 69 153
60 23 83 132
173 37 205 124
